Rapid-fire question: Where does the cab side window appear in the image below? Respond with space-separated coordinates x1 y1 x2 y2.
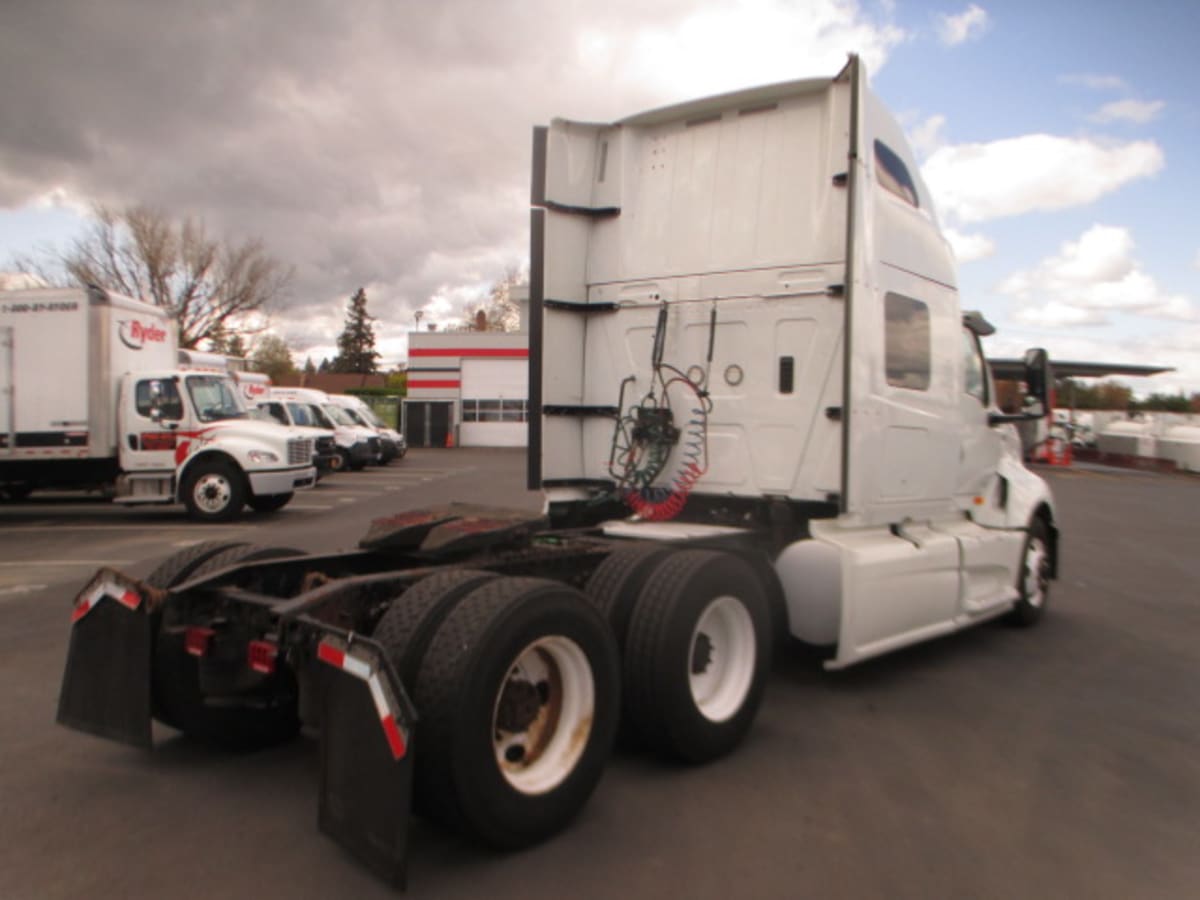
962 328 988 405
135 379 183 420
263 402 290 426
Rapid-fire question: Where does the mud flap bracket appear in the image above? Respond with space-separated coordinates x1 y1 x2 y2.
314 629 417 890
56 571 154 749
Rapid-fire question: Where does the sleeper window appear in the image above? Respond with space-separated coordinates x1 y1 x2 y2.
885 294 931 391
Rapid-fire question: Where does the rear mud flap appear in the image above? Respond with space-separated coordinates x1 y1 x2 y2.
56 572 154 749
315 632 416 889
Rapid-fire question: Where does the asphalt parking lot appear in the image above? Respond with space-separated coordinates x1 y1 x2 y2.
1 451 1197 899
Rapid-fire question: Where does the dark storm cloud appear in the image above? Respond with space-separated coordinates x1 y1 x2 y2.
0 0 898 360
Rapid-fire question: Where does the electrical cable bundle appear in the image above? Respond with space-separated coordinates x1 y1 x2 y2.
607 303 715 521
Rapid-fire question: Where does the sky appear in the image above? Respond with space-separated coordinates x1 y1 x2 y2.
1 0 1197 396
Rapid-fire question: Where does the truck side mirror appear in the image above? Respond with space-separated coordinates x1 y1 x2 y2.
1022 347 1051 416
147 381 165 422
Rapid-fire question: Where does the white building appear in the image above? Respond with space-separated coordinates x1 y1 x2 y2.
404 294 530 448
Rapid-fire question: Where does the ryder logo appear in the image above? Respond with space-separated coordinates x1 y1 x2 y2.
118 319 169 350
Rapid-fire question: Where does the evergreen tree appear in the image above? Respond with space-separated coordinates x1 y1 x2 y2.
331 288 380 374
318 357 331 373
303 356 317 376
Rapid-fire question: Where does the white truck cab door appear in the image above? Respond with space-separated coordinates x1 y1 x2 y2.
954 327 1003 501
118 373 192 471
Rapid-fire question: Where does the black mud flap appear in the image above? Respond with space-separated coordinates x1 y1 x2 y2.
315 631 417 890
56 571 154 749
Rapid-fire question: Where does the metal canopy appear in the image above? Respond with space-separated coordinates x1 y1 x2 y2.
989 359 1174 380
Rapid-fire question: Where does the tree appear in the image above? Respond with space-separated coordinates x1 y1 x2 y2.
207 323 249 358
452 267 523 332
250 334 298 382
1054 378 1133 410
226 333 249 359
303 356 317 377
331 288 380 374
18 204 291 349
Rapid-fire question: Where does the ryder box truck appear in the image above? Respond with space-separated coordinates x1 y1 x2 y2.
0 285 316 518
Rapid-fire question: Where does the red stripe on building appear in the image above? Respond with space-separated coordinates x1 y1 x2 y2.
409 348 529 358
408 380 461 389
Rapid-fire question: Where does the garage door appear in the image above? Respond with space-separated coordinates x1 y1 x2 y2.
460 358 528 448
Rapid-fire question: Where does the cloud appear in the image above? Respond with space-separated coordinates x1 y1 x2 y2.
1088 99 1165 125
936 4 990 46
0 0 906 363
986 326 1200 398
943 228 995 262
1059 73 1129 92
1000 225 1196 326
907 114 947 159
922 135 1164 224
1010 301 1108 328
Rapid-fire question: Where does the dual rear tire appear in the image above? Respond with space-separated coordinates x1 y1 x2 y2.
586 547 773 763
373 571 620 849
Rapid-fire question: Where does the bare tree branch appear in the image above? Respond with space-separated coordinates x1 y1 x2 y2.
24 204 292 349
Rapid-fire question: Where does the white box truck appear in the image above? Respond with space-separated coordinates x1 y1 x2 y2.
0 286 316 519
58 57 1057 887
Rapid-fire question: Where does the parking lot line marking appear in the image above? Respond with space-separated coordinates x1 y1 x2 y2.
0 525 257 533
0 584 48 597
289 504 335 510
0 560 134 567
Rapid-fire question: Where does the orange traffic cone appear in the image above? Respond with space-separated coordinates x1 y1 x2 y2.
445 430 455 449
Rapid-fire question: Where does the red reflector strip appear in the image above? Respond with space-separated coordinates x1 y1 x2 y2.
316 642 345 669
380 714 407 760
316 638 409 761
184 626 215 657
70 581 142 623
247 640 278 675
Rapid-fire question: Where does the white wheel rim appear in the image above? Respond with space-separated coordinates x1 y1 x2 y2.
1024 537 1048 608
193 472 232 514
492 636 594 796
689 595 756 723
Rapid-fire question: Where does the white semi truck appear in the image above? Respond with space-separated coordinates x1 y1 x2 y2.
0 286 316 518
57 58 1056 888
266 386 381 470
328 392 407 462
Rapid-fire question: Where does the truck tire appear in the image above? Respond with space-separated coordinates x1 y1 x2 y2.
181 458 246 522
584 543 674 651
144 540 248 590
247 492 293 513
153 544 302 749
0 482 33 501
1008 518 1051 627
372 569 498 687
329 450 347 473
623 550 772 764
411 577 620 849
